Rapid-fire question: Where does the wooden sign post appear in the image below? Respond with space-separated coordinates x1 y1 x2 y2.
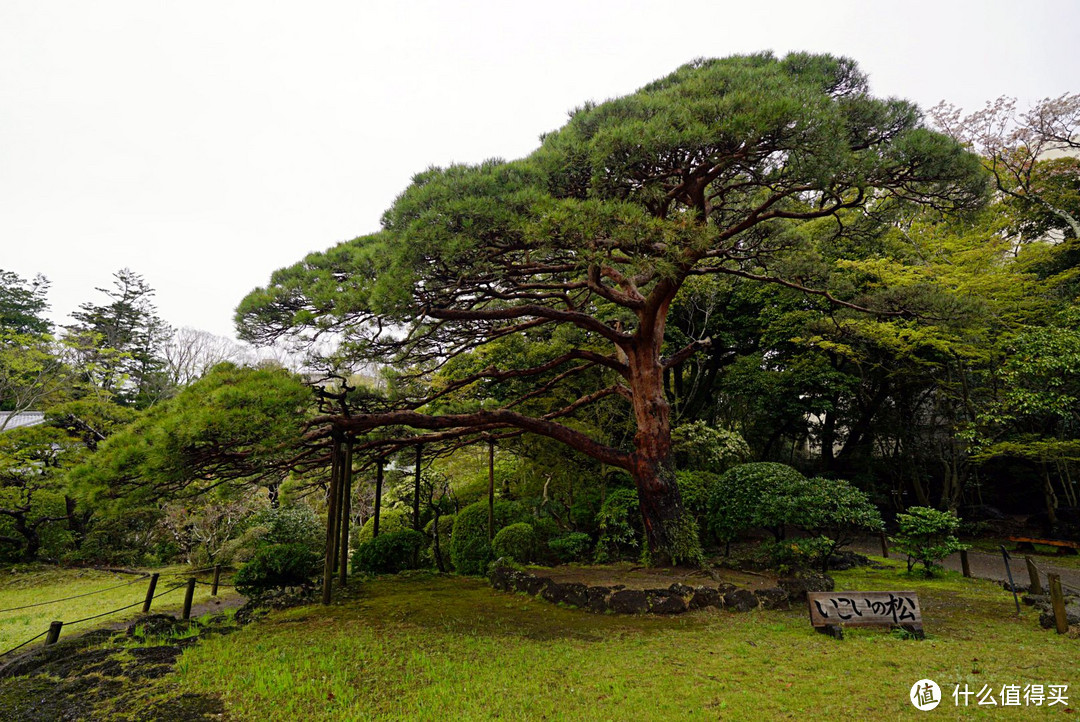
807 591 924 640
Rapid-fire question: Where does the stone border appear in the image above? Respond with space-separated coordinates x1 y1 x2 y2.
489 560 833 615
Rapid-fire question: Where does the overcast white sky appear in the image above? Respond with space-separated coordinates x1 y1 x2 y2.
2 0 1078 340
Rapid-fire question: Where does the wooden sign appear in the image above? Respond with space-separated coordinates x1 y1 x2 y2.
807 591 923 640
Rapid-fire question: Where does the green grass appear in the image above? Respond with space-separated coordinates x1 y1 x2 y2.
0 564 240 653
174 562 1078 720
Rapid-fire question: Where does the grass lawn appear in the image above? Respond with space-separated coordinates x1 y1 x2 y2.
0 564 239 653
175 559 1077 720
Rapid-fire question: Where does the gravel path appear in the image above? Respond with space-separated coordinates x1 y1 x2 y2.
850 538 1080 595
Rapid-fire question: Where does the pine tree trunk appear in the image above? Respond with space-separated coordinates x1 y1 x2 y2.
626 338 695 564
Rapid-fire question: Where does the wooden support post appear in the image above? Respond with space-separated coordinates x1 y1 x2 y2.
338 439 353 586
322 434 343 606
1023 556 1041 595
45 621 63 646
329 436 342 570
142 573 159 613
211 565 221 597
1025 557 1043 595
373 457 383 538
488 439 495 542
413 444 422 531
1048 574 1069 635
879 531 889 558
960 549 971 578
1001 545 1021 616
182 578 197 620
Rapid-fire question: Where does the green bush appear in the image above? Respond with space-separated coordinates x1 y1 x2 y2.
449 500 528 575
219 504 324 565
548 532 592 563
255 505 324 551
705 462 806 544
793 477 883 572
674 470 721 523
890 507 968 577
234 543 322 597
492 522 536 563
353 507 411 547
593 488 641 562
351 529 427 574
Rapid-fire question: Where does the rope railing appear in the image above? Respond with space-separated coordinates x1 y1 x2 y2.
0 573 150 615
0 567 236 661
63 583 187 629
0 630 50 659
1027 558 1080 596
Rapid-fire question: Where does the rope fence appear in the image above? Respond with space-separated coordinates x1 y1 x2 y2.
63 583 187 629
0 573 150 615
1027 557 1080 596
0 565 235 661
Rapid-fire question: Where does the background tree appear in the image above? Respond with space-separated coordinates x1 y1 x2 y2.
161 327 255 388
0 270 68 431
0 269 52 336
64 268 173 407
0 425 82 561
238 53 985 562
931 93 1080 240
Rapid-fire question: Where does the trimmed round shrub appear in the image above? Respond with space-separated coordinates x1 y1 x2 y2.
492 522 536 563
594 488 641 562
234 543 321 597
706 462 806 544
449 500 528 575
793 477 883 571
351 529 427 574
548 532 592 563
353 507 411 547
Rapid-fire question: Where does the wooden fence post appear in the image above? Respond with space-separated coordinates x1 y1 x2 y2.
45 621 63 646
142 573 159 613
1025 557 1043 595
211 566 221 597
182 578 197 620
373 458 383 538
413 444 422 531
322 433 343 606
488 439 495 542
1048 574 1069 635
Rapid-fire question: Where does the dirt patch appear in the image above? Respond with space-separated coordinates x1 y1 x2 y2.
0 609 241 721
529 562 778 590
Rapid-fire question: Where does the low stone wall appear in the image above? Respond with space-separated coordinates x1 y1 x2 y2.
489 560 833 615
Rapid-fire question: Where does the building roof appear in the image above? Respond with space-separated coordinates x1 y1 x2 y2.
1 411 46 432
